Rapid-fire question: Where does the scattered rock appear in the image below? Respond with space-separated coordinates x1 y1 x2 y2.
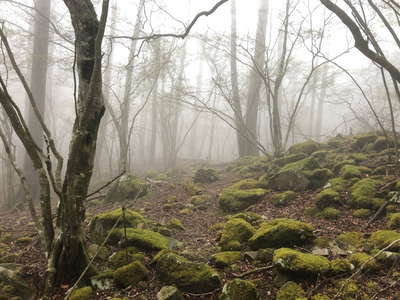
387 213 400 229
271 191 296 207
211 252 242 268
219 279 259 300
288 140 320 155
156 286 184 300
267 170 310 192
114 261 149 288
220 218 255 251
69 286 92 300
193 168 219 183
276 281 306 300
105 175 148 202
368 230 400 251
109 228 172 251
219 188 267 212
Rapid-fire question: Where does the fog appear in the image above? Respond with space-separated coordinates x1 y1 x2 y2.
0 0 399 205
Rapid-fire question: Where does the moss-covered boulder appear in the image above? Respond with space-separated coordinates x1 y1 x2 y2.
249 219 315 250
153 250 221 293
273 248 330 275
193 168 219 183
271 191 296 207
348 253 378 272
280 157 320 173
219 188 267 212
219 279 259 300
109 248 145 268
288 140 320 155
274 153 308 167
350 178 384 210
167 218 185 231
70 286 93 300
105 175 148 202
353 208 372 219
230 179 261 190
336 232 365 250
0 264 35 300
330 258 354 275
89 208 147 244
190 194 213 210
109 228 171 250
276 281 306 300
114 261 149 287
315 189 340 209
267 170 310 192
220 218 255 251
211 252 242 268
351 133 377 151
340 165 369 179
306 168 333 189
387 213 400 229
318 207 342 220
229 212 263 226
368 230 400 251
156 286 184 300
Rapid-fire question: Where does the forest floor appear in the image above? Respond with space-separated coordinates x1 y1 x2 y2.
1 135 400 299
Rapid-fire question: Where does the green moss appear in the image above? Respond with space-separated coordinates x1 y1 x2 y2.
15 237 33 245
256 248 274 263
266 170 310 192
250 219 315 250
313 237 331 248
336 232 365 250
178 208 193 215
109 228 171 250
109 248 145 268
274 153 308 167
349 153 368 162
288 140 321 155
387 213 400 229
182 181 202 196
219 188 267 212
348 252 378 271
106 175 148 202
230 179 261 190
193 168 219 183
351 133 377 151
190 194 212 209
350 178 384 210
229 212 263 226
153 250 221 293
318 207 342 220
219 279 259 300
89 208 147 243
368 230 400 251
211 251 242 268
276 281 306 300
69 287 93 300
168 218 185 231
271 191 296 207
340 165 362 179
328 177 355 192
330 258 353 275
273 248 330 275
280 157 320 172
315 189 340 209
220 218 255 251
336 280 359 298
353 209 372 219
113 261 149 287
307 168 334 189
311 294 330 300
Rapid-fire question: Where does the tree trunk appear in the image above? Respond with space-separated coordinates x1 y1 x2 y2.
315 64 328 141
244 0 269 156
22 0 51 201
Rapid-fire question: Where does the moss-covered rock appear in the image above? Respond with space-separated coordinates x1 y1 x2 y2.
219 279 259 300
219 188 267 212
156 286 184 300
340 165 363 179
220 219 255 251
249 219 315 250
273 248 330 275
353 209 372 219
190 194 213 210
274 153 308 167
280 158 320 173
211 252 242 268
193 168 219 183
351 133 377 151
288 140 320 155
318 207 342 220
307 168 333 189
348 252 378 272
230 179 262 190
89 208 147 243
330 258 354 275
153 250 221 293
229 212 263 226
328 177 356 192
271 191 296 207
113 261 149 288
0 264 34 300
350 178 384 210
368 230 400 251
336 280 359 298
276 281 306 300
70 286 93 300
167 218 185 231
311 294 330 300
372 136 392 151
315 189 340 209
109 248 145 268
266 170 310 192
105 175 148 202
387 213 400 229
336 232 365 250
109 228 171 251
